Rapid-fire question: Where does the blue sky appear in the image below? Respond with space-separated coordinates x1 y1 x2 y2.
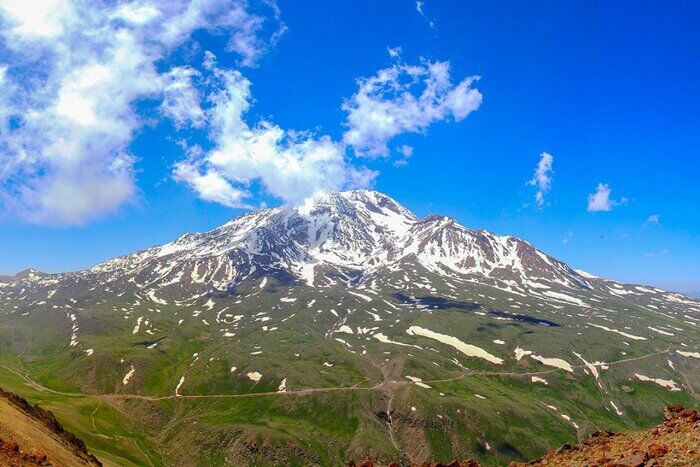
0 1 698 294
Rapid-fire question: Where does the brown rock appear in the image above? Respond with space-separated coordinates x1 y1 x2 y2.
609 452 648 467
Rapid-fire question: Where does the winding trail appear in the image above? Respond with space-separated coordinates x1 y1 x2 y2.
1 349 675 403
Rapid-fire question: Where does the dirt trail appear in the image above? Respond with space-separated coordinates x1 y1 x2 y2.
0 348 676 404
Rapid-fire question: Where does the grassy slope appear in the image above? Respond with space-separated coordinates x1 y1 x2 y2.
0 271 697 465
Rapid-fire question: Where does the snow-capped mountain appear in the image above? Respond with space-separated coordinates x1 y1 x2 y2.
1 191 698 467
2 190 698 313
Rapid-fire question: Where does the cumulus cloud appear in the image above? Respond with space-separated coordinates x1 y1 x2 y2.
0 0 284 225
170 55 377 207
527 152 554 207
343 59 482 157
171 52 479 209
394 145 414 167
587 183 626 212
0 2 479 223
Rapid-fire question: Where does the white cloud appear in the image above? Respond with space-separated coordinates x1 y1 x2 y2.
415 1 435 29
161 67 206 129
171 51 478 209
644 214 660 226
343 59 482 157
0 0 284 225
587 183 625 212
173 158 249 208
527 152 553 207
393 144 413 167
170 56 377 207
646 248 669 258
387 46 402 58
0 1 479 222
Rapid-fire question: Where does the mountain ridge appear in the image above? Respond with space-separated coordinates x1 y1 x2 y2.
1 190 689 304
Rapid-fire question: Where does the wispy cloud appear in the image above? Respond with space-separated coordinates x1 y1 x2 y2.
562 231 573 244
587 183 626 212
646 248 669 258
527 152 554 207
394 145 414 167
644 214 660 226
415 1 436 29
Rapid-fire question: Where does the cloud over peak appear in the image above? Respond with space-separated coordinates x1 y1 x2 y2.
0 2 481 224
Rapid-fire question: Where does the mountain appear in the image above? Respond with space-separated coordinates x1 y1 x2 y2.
0 190 698 466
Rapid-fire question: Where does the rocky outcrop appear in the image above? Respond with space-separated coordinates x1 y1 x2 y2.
510 404 699 467
0 437 50 466
348 462 479 467
0 387 101 466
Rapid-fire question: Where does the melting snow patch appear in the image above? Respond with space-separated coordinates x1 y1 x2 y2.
530 354 574 373
648 326 674 336
277 378 287 392
541 291 587 306
560 413 579 429
337 325 354 334
589 323 646 340
531 376 548 385
676 350 700 359
634 373 681 391
175 375 186 396
247 372 262 382
406 326 503 364
85 349 94 356
374 333 421 349
348 291 372 302
122 366 135 386
405 376 431 389
610 400 623 416
493 339 505 345
514 347 533 361
132 317 143 334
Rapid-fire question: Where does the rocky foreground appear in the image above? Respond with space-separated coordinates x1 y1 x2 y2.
350 404 699 467
0 388 101 466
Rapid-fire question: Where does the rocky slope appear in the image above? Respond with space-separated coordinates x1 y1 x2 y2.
0 387 101 466
511 403 699 467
